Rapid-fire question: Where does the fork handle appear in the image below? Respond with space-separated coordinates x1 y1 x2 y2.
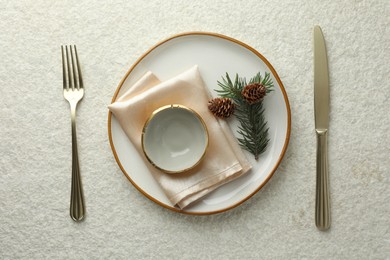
315 129 330 230
70 105 85 222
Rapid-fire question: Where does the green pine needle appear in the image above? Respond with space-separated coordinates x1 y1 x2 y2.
215 72 273 160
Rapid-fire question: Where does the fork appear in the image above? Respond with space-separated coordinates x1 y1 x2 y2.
61 45 85 222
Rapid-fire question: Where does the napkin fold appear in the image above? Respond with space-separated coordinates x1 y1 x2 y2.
109 66 251 208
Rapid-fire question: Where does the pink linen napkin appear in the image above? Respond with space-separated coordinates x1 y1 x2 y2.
108 66 251 208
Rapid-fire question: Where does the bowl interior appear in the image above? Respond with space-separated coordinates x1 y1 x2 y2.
142 105 208 173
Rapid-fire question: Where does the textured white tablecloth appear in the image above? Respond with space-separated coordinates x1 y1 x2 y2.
0 0 389 259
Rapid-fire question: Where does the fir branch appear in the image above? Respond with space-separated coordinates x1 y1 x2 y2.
215 72 273 160
216 73 243 99
235 101 269 160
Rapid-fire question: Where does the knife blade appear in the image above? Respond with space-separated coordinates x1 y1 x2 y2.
313 25 330 230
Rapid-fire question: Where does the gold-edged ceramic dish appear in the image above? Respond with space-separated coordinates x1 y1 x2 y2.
108 32 291 215
141 104 209 174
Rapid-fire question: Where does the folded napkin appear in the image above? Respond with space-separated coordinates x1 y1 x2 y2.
108 66 251 208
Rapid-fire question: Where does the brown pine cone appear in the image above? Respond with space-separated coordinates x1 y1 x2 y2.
242 83 266 104
208 97 235 118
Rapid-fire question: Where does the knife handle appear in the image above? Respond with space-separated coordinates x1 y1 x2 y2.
315 129 330 230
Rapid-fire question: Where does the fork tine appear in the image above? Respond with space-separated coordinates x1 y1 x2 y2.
61 46 68 90
70 45 79 89
74 46 83 89
65 46 74 90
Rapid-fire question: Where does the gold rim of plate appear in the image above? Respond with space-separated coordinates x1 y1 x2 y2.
107 31 292 215
141 104 209 174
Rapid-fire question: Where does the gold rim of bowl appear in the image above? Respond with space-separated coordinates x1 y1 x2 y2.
141 104 209 174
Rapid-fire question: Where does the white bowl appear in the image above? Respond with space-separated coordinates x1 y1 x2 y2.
141 104 209 174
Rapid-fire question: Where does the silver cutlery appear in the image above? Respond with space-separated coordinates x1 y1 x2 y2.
313 26 330 230
61 45 85 222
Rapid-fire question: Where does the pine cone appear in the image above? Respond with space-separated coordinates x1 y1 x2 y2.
208 97 235 118
242 83 266 104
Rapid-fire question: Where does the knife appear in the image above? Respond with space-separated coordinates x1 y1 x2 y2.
313 25 330 230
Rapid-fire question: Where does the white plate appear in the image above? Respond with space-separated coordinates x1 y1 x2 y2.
108 32 291 214
142 104 209 174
